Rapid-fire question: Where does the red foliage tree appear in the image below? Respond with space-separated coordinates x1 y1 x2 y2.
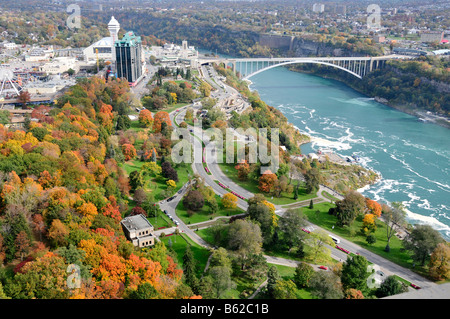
121 144 137 161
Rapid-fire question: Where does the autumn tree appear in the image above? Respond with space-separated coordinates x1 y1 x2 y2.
6 252 70 299
121 144 137 161
361 213 377 236
139 109 153 128
235 161 250 181
365 198 382 218
14 231 31 261
47 219 69 248
258 170 278 193
153 111 172 133
428 243 450 281
18 90 31 108
161 161 178 182
222 193 238 209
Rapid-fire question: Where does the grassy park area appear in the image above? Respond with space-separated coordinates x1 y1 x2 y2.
176 194 244 225
217 161 317 205
301 202 416 270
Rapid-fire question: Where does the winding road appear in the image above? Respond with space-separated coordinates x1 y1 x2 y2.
154 71 439 299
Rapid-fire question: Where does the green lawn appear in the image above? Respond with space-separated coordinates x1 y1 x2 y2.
148 102 190 115
121 160 193 201
176 194 244 225
301 202 416 270
160 233 211 276
148 211 174 229
217 162 316 205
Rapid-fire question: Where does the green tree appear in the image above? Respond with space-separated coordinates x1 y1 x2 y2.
0 110 12 125
309 271 344 299
340 255 370 294
304 168 321 193
266 265 281 298
278 209 307 255
403 224 444 266
228 219 263 270
335 191 365 226
272 279 297 299
375 276 407 298
208 266 236 299
183 246 199 292
128 282 159 299
293 262 315 288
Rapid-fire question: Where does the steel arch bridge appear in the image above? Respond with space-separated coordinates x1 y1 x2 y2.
198 54 411 80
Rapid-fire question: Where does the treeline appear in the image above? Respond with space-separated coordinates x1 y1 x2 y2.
289 56 450 117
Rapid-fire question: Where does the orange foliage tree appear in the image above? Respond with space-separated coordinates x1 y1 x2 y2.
121 144 137 161
153 111 172 133
258 170 278 193
139 109 153 128
365 199 382 218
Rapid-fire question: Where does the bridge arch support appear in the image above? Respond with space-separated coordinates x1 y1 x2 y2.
241 60 363 80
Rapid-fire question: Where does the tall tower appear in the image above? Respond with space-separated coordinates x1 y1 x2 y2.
108 16 120 72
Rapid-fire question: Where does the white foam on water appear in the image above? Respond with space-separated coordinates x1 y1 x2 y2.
403 205 450 239
309 136 352 151
390 153 450 193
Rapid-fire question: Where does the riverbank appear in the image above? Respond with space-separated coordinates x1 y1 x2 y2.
286 66 450 130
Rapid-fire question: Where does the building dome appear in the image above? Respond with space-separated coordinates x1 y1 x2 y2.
108 16 120 31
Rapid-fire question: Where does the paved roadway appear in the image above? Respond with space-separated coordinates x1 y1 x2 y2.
158 73 439 298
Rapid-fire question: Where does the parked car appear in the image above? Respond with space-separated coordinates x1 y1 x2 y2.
319 266 328 270
411 284 421 289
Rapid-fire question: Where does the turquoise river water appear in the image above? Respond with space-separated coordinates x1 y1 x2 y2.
246 67 450 240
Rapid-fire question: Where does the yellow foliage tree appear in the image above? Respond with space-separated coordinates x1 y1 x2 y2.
222 192 238 209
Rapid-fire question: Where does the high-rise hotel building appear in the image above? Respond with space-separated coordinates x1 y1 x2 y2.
115 31 143 86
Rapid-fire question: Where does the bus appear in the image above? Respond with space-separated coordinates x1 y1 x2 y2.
329 234 340 244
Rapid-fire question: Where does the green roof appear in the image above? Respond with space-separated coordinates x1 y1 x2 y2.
115 31 141 46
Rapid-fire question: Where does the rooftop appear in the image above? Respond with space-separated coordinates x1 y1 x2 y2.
121 214 153 231
115 31 141 47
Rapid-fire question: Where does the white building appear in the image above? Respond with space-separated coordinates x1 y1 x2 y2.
121 214 155 248
151 40 198 62
39 57 78 75
1 42 17 50
24 46 54 62
83 37 114 63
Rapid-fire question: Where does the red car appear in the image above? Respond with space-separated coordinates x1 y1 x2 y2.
411 284 421 289
319 266 328 270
